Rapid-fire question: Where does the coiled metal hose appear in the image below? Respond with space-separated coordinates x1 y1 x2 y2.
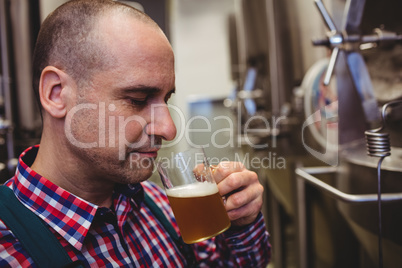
364 100 402 268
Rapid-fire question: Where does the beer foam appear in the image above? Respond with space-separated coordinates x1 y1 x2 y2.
166 181 219 198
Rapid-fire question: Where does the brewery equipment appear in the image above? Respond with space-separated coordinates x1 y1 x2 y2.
296 0 402 267
229 0 402 267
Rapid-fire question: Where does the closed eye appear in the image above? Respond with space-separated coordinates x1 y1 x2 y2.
129 98 148 106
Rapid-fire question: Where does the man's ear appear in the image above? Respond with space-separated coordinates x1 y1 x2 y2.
39 66 73 118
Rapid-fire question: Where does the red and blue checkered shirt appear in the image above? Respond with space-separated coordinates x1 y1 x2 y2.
0 146 271 267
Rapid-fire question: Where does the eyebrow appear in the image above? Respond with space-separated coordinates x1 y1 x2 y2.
115 85 175 97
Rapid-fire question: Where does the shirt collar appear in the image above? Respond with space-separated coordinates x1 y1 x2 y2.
114 182 144 210
9 145 145 251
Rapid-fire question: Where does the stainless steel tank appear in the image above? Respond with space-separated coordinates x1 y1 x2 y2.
298 0 402 267
231 0 402 267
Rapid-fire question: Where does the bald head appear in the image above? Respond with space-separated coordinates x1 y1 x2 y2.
32 0 161 99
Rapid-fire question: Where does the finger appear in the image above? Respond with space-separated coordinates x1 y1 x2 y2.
227 194 263 226
192 163 208 181
224 181 263 212
212 161 246 184
217 169 258 197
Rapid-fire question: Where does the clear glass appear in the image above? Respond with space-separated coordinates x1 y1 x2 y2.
157 148 231 244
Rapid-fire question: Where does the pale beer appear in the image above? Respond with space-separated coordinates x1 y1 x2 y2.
166 182 231 244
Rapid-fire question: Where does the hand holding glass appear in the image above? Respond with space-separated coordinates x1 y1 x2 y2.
157 148 231 244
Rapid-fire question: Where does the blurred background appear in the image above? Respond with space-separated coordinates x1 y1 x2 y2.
1 0 402 267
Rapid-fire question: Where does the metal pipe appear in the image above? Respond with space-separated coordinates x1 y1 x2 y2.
10 0 38 131
0 0 15 160
296 168 307 268
314 33 402 47
296 167 402 203
265 0 286 116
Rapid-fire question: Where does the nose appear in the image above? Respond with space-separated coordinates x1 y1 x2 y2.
146 104 177 141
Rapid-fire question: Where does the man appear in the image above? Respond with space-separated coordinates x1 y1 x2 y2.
0 0 271 267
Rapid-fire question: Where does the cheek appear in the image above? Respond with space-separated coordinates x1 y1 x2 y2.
67 108 100 144
110 112 148 147
122 119 145 142
94 100 151 148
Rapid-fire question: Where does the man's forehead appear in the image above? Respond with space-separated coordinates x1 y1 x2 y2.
96 10 160 37
97 13 170 58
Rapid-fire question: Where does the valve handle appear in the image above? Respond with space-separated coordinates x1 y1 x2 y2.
314 0 340 85
314 0 338 33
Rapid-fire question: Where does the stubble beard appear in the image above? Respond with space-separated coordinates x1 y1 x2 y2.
66 142 154 187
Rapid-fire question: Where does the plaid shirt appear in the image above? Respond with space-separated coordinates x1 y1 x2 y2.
0 146 271 267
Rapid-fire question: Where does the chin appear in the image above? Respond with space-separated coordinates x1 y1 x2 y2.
123 165 154 185
113 153 155 184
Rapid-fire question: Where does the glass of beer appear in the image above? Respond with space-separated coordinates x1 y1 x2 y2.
157 148 231 244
